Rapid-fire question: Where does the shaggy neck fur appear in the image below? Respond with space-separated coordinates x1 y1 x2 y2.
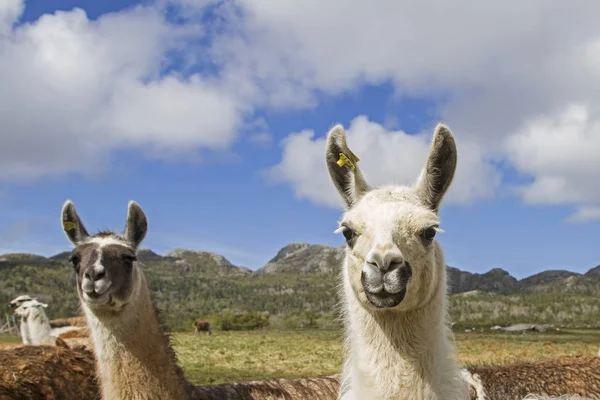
19 317 31 344
83 270 190 400
340 263 467 400
26 306 54 345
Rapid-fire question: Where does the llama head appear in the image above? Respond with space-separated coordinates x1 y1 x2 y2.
61 200 148 314
9 294 34 309
326 123 457 311
14 299 48 319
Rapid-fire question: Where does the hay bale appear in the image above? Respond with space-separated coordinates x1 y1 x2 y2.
58 327 89 339
0 345 99 400
49 316 86 328
467 355 600 400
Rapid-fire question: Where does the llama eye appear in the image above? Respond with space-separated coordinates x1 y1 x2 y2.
422 227 437 242
342 227 356 242
68 254 80 268
122 254 137 264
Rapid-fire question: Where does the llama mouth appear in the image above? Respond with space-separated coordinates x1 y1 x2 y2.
361 263 412 308
83 291 112 306
364 289 408 308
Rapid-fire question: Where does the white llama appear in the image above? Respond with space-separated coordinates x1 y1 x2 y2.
10 295 82 343
14 299 61 345
325 123 469 399
9 294 34 344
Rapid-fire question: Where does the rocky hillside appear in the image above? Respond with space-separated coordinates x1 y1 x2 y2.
2 244 600 330
253 243 600 296
3 243 599 296
162 248 252 276
446 267 518 294
5 243 600 295
254 243 344 276
585 265 600 277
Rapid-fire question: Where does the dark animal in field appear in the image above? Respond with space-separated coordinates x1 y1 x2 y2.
194 320 212 336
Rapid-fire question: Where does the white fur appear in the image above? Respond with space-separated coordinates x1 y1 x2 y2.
9 295 34 344
9 294 34 306
20 318 31 344
328 124 468 399
85 236 132 249
51 325 83 337
14 299 57 345
460 369 486 399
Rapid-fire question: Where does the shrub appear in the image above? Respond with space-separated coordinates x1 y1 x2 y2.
220 311 270 331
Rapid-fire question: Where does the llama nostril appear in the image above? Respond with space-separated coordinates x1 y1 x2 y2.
387 260 405 271
361 266 384 294
84 272 92 280
366 250 404 273
95 271 105 281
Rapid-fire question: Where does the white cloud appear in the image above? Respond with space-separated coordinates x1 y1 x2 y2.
0 0 23 34
203 0 600 219
0 3 242 181
4 0 600 221
506 104 600 220
266 115 499 209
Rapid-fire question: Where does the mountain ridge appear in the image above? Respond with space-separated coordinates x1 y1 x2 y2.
1 242 598 295
2 244 599 330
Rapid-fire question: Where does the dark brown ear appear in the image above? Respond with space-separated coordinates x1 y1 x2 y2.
325 124 371 208
124 201 147 249
415 123 458 213
61 200 90 245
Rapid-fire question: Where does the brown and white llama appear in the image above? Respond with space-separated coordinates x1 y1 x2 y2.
60 199 339 400
325 123 469 399
194 320 212 336
61 199 194 400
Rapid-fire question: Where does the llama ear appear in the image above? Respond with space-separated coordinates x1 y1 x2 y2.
325 124 370 208
124 201 147 248
415 123 457 213
61 200 90 245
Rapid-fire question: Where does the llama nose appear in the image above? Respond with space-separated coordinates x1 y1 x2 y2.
83 266 111 295
84 269 105 282
366 245 404 273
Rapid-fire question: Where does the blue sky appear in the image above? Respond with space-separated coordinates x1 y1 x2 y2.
2 0 600 279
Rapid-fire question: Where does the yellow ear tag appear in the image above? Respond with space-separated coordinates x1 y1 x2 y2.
337 153 359 170
63 221 76 231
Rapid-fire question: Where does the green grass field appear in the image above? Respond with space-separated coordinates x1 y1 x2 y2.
2 328 598 385
172 328 600 385
173 330 343 385
0 335 21 346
